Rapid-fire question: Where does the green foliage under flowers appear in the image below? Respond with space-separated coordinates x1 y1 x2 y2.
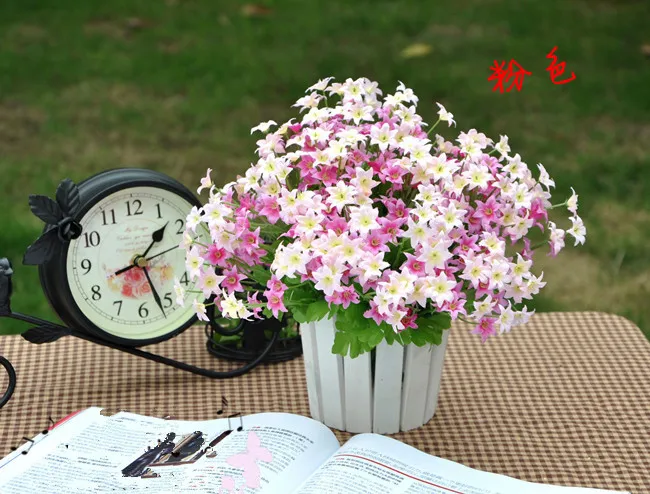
283 280 451 357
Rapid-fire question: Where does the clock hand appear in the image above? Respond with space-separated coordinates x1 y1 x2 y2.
142 222 168 258
146 245 178 261
142 267 166 319
114 264 136 276
113 223 170 277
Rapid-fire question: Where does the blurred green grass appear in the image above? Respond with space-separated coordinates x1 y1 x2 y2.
0 0 648 337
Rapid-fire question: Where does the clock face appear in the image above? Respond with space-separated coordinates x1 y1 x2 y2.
65 186 201 341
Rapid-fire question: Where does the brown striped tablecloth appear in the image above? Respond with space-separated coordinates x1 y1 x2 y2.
0 312 648 492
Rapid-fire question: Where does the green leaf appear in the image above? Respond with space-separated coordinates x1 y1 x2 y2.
286 168 300 190
249 265 272 286
335 303 367 332
349 338 361 359
306 300 330 322
398 330 412 346
332 331 350 356
381 322 396 345
367 330 384 349
292 306 309 324
405 313 452 347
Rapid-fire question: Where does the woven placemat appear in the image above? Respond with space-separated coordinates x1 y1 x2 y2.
0 312 648 492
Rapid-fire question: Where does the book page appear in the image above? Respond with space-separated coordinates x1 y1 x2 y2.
178 412 340 493
0 409 339 494
294 434 630 494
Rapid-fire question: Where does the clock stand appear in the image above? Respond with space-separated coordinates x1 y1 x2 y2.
0 258 301 410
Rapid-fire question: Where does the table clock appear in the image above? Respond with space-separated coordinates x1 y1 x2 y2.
0 168 293 409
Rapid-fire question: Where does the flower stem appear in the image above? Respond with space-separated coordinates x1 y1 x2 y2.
426 119 441 136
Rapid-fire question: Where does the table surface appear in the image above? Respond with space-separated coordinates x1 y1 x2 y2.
0 312 648 493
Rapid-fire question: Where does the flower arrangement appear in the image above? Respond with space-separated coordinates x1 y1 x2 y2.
176 77 586 357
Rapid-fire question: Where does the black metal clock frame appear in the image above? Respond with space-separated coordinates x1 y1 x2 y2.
0 170 298 409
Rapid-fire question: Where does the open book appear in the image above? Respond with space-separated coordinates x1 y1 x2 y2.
0 408 629 494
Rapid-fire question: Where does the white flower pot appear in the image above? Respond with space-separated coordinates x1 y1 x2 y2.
301 316 449 433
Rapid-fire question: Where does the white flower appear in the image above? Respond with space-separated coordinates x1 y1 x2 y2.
378 277 406 305
495 135 510 157
199 271 225 299
510 254 533 281
185 246 203 280
459 256 489 288
436 103 456 127
526 272 546 296
346 103 375 125
504 154 527 179
369 123 396 151
473 295 496 319
512 183 532 210
293 92 322 111
192 300 209 322
358 252 389 283
488 260 512 289
220 292 251 320
186 206 202 233
295 210 325 236
403 218 431 248
313 264 342 297
567 215 586 245
548 221 566 256
250 120 278 134
202 201 231 228
513 306 535 326
396 81 418 103
350 168 379 195
197 169 213 195
537 163 555 189
307 77 334 92
497 303 515 334
418 243 453 273
174 278 186 307
428 273 456 307
463 163 491 190
387 308 407 332
567 187 579 215
479 232 505 255
272 243 310 279
440 202 467 230
325 181 357 212
348 205 380 234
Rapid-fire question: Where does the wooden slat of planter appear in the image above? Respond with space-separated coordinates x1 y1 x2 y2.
423 330 450 424
313 318 346 431
400 344 432 431
343 351 373 433
301 322 322 421
373 340 404 433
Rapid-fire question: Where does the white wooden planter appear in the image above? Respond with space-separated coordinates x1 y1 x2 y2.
301 317 449 433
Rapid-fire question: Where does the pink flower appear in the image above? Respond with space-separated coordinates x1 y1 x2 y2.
222 268 244 293
259 197 281 224
207 245 229 266
366 231 391 254
474 196 500 226
266 275 287 296
404 253 426 275
472 317 497 343
265 291 287 319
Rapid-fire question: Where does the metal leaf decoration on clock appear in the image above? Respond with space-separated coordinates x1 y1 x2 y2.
21 324 72 344
23 179 82 265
